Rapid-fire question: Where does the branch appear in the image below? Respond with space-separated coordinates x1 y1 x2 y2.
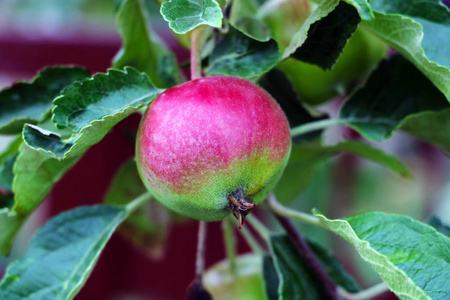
266 194 328 229
290 118 348 138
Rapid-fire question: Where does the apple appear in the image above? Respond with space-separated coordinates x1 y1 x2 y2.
136 76 291 223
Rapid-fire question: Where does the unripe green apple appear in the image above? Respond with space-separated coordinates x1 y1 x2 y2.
203 254 268 300
136 76 291 223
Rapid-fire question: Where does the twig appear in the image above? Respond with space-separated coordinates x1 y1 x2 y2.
195 221 208 279
290 118 349 138
266 194 328 229
222 217 237 273
125 192 152 213
338 282 389 300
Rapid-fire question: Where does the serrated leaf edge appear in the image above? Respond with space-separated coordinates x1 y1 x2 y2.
46 67 162 160
282 0 340 59
313 210 432 300
362 11 450 101
160 0 223 34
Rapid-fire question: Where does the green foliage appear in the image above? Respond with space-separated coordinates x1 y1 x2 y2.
370 0 450 69
399 109 450 155
160 0 223 34
341 55 449 147
267 235 359 299
113 0 182 88
283 0 340 59
362 7 450 100
0 205 131 299
315 211 450 300
0 67 90 134
0 138 21 209
25 68 161 159
12 146 79 215
290 1 360 70
207 25 279 78
0 0 449 299
0 211 24 257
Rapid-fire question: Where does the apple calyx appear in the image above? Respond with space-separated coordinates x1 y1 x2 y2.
228 188 255 229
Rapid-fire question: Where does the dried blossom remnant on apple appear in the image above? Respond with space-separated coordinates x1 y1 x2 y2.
136 76 291 226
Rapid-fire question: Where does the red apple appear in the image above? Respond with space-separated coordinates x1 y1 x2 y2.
136 76 291 223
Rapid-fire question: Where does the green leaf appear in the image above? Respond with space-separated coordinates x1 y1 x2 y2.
314 211 450 300
340 55 449 142
369 0 450 69
269 235 321 299
306 239 360 293
399 109 450 155
283 0 340 59
275 141 412 203
0 137 22 209
282 0 373 63
268 235 359 299
24 68 161 160
207 25 279 78
428 216 450 237
160 0 223 34
13 145 79 215
1 138 78 255
233 16 271 42
0 210 25 257
262 256 279 300
104 159 169 258
0 205 130 299
0 67 90 134
362 5 450 100
0 155 17 210
113 0 182 88
290 1 361 70
342 0 373 20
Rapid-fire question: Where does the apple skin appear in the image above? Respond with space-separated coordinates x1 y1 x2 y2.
203 254 268 300
136 76 291 221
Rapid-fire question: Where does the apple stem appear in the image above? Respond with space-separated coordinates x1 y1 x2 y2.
228 188 255 229
273 213 339 300
222 217 237 274
266 194 328 229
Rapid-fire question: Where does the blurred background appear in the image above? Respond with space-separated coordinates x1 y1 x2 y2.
0 0 449 299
